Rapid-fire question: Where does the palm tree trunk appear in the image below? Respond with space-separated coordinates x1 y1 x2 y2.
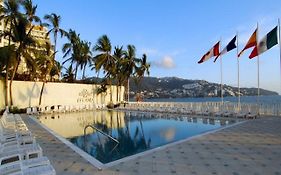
116 85 119 102
75 64 78 80
127 78 130 102
82 65 86 80
119 85 122 102
109 79 113 102
39 81 45 106
5 23 13 107
5 66 9 107
9 60 20 106
54 33 57 58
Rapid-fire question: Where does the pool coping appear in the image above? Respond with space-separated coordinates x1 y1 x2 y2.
29 114 248 169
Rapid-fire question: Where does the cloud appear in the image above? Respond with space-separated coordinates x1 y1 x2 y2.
153 56 176 69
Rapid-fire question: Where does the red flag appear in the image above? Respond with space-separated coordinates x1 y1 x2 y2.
198 41 220 64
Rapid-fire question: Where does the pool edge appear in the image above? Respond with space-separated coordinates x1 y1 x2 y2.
29 115 247 169
29 115 105 169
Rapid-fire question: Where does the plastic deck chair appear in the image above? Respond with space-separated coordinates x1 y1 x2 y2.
0 124 32 143
0 154 55 175
32 107 39 115
1 115 27 131
26 108 32 115
0 143 43 162
1 137 36 152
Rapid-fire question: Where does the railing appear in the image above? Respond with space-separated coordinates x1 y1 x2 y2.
84 125 119 143
121 102 281 116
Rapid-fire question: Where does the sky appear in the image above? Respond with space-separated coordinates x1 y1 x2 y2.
33 0 281 94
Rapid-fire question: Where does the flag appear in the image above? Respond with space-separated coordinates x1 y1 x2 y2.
238 29 257 57
198 41 220 64
249 26 278 59
214 36 237 62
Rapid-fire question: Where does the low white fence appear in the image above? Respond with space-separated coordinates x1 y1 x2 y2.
125 102 281 116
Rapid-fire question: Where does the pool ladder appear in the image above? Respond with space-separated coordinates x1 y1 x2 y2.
84 125 119 144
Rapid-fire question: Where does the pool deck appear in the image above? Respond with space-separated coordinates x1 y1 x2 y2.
22 115 281 175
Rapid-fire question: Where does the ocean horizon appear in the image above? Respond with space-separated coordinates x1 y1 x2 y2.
144 95 281 104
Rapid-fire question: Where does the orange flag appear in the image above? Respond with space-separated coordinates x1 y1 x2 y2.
238 29 257 57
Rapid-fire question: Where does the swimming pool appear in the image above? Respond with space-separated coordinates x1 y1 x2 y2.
38 110 237 164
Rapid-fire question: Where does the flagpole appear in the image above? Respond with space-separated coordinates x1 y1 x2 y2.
278 18 281 95
220 38 224 105
257 22 260 115
236 32 241 112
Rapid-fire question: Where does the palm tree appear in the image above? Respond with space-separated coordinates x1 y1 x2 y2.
44 13 66 59
21 0 41 24
123 45 140 102
0 45 17 106
79 40 92 80
50 60 62 81
135 54 150 91
0 0 20 106
113 46 125 102
131 54 150 101
93 35 116 102
62 64 75 83
0 0 21 47
137 54 150 77
34 42 54 106
62 29 81 80
3 14 37 106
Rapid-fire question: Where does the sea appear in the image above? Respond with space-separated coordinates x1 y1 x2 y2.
145 95 281 105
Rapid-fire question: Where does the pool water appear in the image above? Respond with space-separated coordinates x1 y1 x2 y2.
38 110 237 164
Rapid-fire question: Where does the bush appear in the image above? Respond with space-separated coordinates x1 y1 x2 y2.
106 102 121 109
0 109 4 115
106 102 114 109
9 107 26 114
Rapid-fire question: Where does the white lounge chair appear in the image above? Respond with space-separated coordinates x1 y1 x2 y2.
26 108 32 115
0 120 30 135
0 143 43 160
44 106 52 114
245 112 258 119
214 111 225 117
0 140 41 156
0 154 55 175
202 110 212 116
1 117 28 132
234 112 246 118
0 122 33 145
2 113 22 125
1 137 36 152
57 105 65 113
32 107 39 115
222 111 233 117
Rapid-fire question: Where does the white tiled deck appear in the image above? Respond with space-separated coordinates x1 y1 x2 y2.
22 115 281 175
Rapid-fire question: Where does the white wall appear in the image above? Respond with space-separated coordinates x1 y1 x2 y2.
0 80 124 109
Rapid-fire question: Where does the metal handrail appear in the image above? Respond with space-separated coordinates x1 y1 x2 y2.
84 125 119 144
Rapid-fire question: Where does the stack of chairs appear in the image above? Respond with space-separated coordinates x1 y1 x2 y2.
0 110 56 175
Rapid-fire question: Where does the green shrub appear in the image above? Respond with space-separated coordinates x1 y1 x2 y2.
0 109 4 115
9 107 26 114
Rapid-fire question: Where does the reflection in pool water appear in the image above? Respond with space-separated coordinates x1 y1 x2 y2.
38 110 237 164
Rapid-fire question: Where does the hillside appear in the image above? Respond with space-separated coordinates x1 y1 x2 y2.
129 77 278 99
